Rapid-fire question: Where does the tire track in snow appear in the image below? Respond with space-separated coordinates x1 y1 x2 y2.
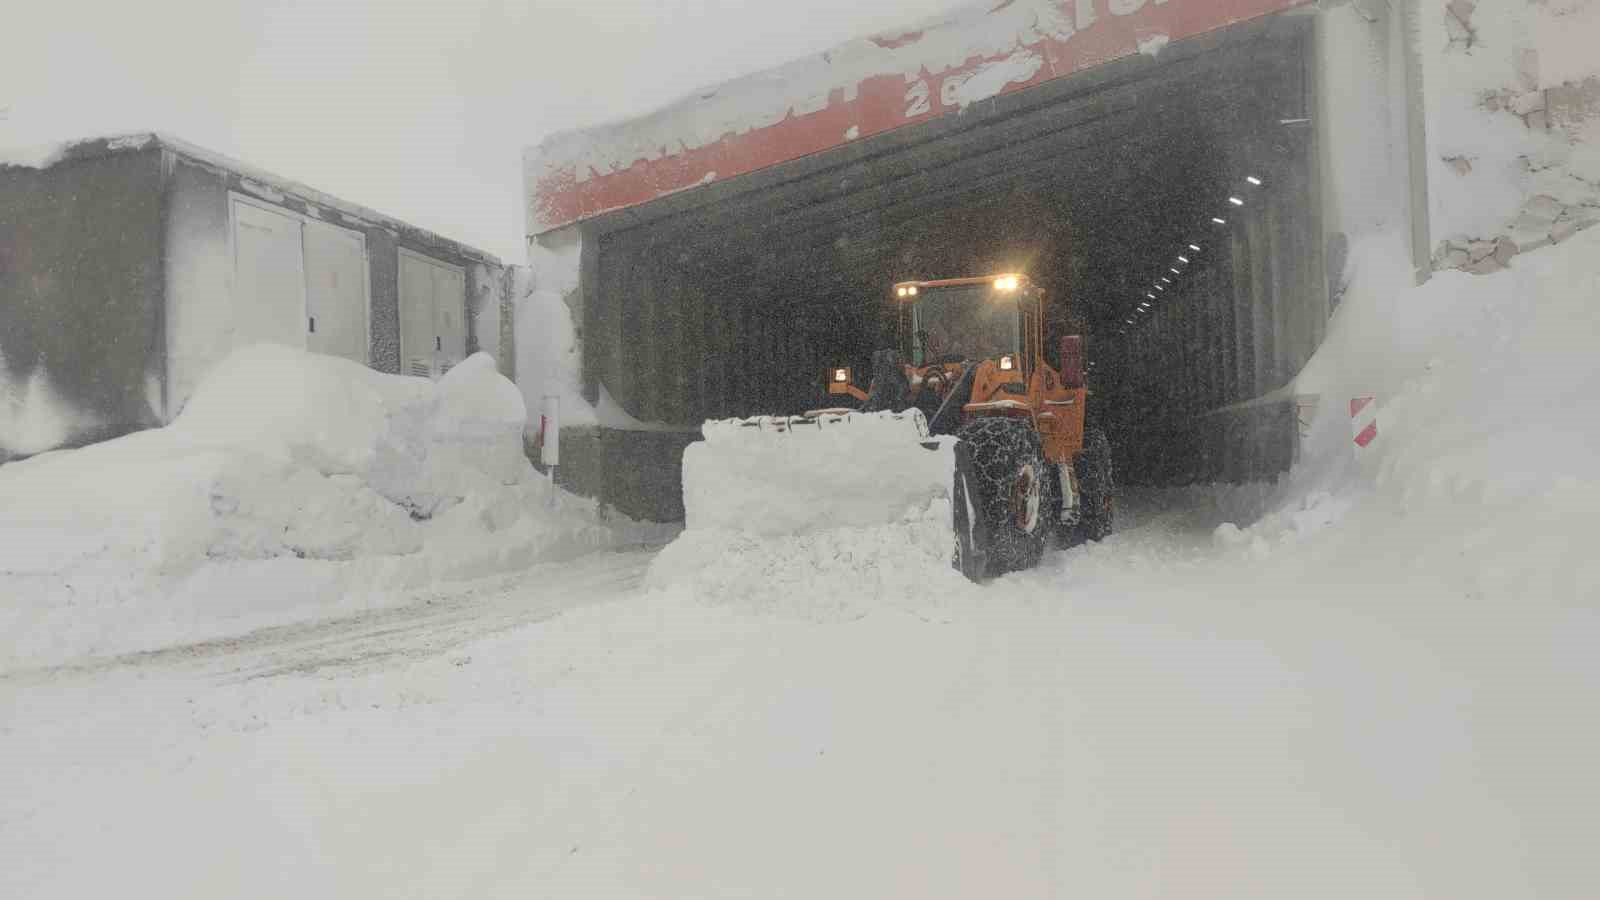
0 548 659 685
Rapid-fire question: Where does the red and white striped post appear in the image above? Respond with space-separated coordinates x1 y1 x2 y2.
1350 396 1379 450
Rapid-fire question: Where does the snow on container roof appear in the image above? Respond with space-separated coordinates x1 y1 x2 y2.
2 132 501 266
524 0 1311 236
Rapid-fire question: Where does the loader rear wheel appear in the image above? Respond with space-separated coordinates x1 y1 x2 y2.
951 418 1054 582
1071 428 1115 545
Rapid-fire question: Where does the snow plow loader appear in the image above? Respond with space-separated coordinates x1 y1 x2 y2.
683 273 1113 582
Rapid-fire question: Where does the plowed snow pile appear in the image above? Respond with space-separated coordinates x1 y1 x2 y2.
654 412 965 615
0 346 669 667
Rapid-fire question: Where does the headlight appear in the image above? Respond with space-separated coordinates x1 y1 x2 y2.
896 286 907 297
908 286 918 296
833 367 850 383
999 355 1015 371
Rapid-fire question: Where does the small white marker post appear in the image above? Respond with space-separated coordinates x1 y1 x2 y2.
541 395 560 509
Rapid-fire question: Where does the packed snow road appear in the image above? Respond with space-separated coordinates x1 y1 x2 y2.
3 487 1595 899
0 547 658 685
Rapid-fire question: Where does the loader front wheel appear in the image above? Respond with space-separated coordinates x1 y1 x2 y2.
1071 428 1115 545
951 418 1053 582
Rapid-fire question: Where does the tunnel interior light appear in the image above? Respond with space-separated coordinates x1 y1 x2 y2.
1147 293 1156 299
1212 217 1227 225
1228 196 1244 206
1169 268 1180 274
1154 284 1165 291
1189 243 1201 251
1160 277 1171 284
1246 175 1262 186
1178 255 1189 264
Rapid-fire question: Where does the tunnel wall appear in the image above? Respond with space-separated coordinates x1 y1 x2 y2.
584 226 828 427
1090 14 1325 486
549 426 700 523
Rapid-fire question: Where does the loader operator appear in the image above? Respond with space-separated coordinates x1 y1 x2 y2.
915 285 1019 364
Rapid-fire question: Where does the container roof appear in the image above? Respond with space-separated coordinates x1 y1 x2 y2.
3 132 501 266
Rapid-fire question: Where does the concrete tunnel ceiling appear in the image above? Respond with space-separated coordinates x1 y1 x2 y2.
529 0 1325 488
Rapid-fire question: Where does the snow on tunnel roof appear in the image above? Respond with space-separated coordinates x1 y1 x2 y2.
523 0 1311 236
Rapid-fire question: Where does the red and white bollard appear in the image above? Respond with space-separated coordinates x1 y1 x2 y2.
1350 396 1379 450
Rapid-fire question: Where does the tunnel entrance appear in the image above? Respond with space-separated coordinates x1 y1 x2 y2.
571 11 1321 511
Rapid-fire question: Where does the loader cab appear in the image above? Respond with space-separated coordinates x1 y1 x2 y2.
892 275 1045 375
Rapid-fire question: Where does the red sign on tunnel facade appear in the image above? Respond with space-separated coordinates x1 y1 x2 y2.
527 0 1313 234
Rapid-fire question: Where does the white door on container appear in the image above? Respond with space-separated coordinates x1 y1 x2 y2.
399 251 438 377
302 219 369 364
232 199 306 351
432 263 467 374
399 249 466 378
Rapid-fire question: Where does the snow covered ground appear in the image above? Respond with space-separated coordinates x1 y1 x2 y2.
3 230 1598 897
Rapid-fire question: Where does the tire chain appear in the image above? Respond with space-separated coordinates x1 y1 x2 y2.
955 417 1054 576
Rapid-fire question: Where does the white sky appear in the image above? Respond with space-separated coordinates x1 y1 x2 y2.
4 0 973 262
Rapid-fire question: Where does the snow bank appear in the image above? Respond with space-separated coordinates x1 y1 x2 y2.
0 345 672 667
1196 222 1600 608
1294 225 1600 500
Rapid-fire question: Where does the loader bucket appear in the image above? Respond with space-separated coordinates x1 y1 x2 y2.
684 409 955 536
